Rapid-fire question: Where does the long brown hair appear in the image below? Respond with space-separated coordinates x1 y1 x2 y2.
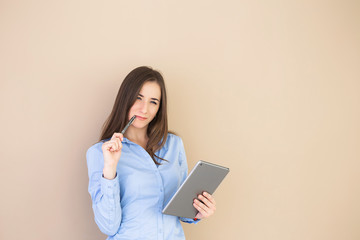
99 66 173 165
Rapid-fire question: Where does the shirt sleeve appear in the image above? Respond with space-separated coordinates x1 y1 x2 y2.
177 137 201 225
86 146 122 236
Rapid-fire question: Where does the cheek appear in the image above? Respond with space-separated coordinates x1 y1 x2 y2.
129 102 140 113
128 106 137 119
150 106 160 117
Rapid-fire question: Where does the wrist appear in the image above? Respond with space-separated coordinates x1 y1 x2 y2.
103 167 117 180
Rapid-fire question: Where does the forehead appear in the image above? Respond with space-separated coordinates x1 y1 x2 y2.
139 81 161 99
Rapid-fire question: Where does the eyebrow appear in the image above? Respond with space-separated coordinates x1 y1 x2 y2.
138 93 160 102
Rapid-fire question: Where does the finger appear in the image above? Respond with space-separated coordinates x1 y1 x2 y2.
117 139 122 151
102 142 114 152
104 140 118 152
196 194 216 216
111 132 124 142
195 198 212 213
198 198 212 211
203 192 216 205
109 140 119 151
114 137 122 151
193 200 210 217
119 133 124 142
198 194 215 210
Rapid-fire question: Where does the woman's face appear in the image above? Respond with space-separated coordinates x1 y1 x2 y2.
128 81 161 130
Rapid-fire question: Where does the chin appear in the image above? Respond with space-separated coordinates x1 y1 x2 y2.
133 122 148 129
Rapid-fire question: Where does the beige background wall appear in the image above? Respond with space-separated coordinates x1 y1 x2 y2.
1 0 359 239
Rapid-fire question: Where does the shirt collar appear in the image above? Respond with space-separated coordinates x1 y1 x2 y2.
122 137 133 144
105 136 168 151
103 137 132 144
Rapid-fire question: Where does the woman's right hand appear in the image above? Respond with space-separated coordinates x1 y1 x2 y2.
101 133 124 179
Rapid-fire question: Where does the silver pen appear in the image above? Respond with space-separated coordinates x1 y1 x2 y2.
121 115 137 135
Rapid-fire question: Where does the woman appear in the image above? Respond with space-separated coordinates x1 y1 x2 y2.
86 66 216 239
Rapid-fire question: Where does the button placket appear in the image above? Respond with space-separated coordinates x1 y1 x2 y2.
126 138 166 239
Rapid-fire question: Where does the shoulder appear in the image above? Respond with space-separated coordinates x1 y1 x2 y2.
86 141 106 172
162 133 184 152
86 141 104 160
166 132 179 141
165 132 183 145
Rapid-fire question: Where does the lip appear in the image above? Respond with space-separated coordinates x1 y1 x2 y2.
135 115 148 120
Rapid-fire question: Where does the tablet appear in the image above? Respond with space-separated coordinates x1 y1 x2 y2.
162 160 229 219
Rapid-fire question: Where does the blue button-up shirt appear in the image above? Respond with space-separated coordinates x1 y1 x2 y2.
86 133 200 240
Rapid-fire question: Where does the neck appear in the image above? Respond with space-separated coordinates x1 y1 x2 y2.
124 126 148 145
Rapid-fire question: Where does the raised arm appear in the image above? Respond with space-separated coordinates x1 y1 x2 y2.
86 133 124 235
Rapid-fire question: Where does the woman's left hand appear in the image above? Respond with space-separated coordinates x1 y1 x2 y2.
193 192 216 219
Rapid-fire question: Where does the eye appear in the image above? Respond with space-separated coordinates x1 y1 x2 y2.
137 96 142 100
151 101 158 105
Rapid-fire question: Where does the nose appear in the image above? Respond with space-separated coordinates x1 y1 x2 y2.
139 100 148 114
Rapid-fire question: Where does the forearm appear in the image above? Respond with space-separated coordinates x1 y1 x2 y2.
89 173 122 236
103 165 117 180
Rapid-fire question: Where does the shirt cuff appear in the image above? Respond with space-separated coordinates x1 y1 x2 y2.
100 172 120 197
179 217 201 224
